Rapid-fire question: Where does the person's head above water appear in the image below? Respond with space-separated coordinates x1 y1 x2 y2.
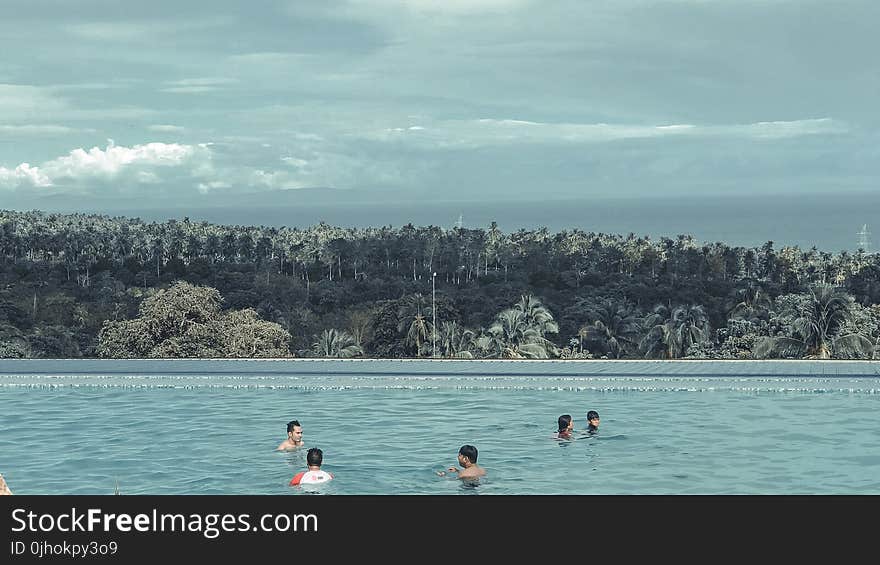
277 420 304 451
586 410 600 430
458 444 478 466
558 414 573 433
287 420 303 440
306 447 323 468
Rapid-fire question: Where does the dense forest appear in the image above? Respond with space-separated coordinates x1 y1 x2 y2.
2 208 880 360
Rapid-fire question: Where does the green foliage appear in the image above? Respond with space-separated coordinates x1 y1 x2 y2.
754 284 873 359
96 281 291 358
312 328 363 358
4 209 880 359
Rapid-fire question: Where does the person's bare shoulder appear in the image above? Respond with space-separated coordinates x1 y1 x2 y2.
0 474 12 495
459 466 486 479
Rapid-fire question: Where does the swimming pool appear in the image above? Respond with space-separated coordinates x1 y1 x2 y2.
1 360 878 495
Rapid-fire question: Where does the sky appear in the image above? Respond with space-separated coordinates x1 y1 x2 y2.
0 0 878 213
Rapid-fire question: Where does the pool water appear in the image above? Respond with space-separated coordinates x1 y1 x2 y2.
1 373 878 495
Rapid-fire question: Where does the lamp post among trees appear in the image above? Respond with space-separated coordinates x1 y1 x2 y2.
432 272 437 358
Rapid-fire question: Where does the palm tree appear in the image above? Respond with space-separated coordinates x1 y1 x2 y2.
583 299 641 358
670 304 710 356
639 322 676 359
439 320 476 358
488 308 558 359
401 313 432 357
729 282 772 322
754 285 872 359
513 294 559 337
638 303 708 358
639 304 674 359
312 329 363 358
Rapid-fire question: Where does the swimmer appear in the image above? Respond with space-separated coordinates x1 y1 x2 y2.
557 414 574 439
0 473 12 495
437 444 486 480
276 419 304 451
586 410 600 434
289 447 334 486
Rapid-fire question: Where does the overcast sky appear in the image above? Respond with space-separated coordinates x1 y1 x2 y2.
1 0 878 209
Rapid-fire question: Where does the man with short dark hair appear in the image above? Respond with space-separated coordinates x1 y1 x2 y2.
557 414 574 439
276 419 304 451
289 447 334 486
438 444 486 480
586 410 600 434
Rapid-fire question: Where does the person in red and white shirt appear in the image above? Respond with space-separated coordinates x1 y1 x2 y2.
289 447 334 486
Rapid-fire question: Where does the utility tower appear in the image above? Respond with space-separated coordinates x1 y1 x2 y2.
857 224 872 254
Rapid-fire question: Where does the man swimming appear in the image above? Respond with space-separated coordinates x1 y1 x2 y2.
437 444 486 480
557 414 574 439
289 447 334 486
276 419 304 451
586 410 600 434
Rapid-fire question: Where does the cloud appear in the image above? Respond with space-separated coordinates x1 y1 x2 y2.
148 124 185 133
0 84 70 119
0 163 51 187
160 86 221 94
166 78 238 87
0 140 208 191
0 124 84 135
359 116 848 148
0 83 156 123
45 140 197 177
160 77 239 94
64 18 229 42
742 118 845 139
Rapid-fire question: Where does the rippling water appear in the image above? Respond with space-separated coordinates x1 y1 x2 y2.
1 369 878 495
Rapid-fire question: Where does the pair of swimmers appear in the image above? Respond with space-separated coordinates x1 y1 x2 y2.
557 410 600 439
276 419 334 486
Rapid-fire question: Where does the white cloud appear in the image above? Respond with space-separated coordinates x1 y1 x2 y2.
359 116 847 148
197 180 231 194
0 141 207 190
281 156 309 168
65 18 230 42
743 118 845 139
161 86 222 94
250 169 311 190
0 163 51 188
0 124 82 135
45 140 197 178
65 22 160 42
166 78 238 87
160 77 238 94
148 124 185 133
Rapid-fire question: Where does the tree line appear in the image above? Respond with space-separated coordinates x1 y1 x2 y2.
2 208 880 359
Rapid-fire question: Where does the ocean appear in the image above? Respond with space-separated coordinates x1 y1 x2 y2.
105 192 880 253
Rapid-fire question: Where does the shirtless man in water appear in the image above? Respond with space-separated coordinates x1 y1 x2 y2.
276 420 304 451
437 444 486 480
